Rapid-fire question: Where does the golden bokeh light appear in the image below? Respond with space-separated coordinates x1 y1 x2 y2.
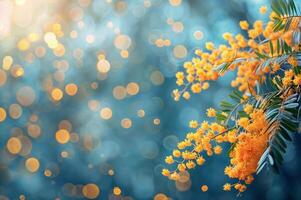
114 34 132 50
2 56 13 70
6 137 22 154
113 187 121 196
27 124 41 138
163 39 171 46
126 82 139 95
11 65 24 78
65 83 78 96
19 194 26 200
53 43 66 57
201 185 208 192
61 151 69 158
113 86 127 100
51 88 64 101
153 118 160 125
25 157 40 173
154 193 169 200
120 50 129 58
44 32 58 49
28 32 40 42
96 59 111 73
137 109 145 118
0 107 6 122
44 169 52 177
82 183 100 199
121 118 132 128
17 38 30 51
100 107 112 120
108 169 114 176
155 38 164 48
55 129 70 144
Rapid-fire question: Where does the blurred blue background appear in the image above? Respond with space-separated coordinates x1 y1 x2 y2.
1 0 301 199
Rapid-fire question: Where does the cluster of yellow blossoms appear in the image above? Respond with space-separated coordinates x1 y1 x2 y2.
166 4 301 194
163 105 270 193
173 7 301 101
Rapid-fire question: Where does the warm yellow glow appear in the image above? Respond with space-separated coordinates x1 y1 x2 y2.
154 193 169 200
113 187 121 195
100 107 112 120
55 129 70 144
82 183 100 199
61 151 69 158
28 33 40 42
0 107 6 122
53 43 66 57
51 88 64 101
6 137 22 154
153 118 160 125
44 169 52 177
113 86 127 100
96 59 110 73
121 118 132 128
44 32 58 49
65 83 78 96
137 109 145 118
25 157 40 173
17 39 30 51
108 169 114 176
2 56 13 70
126 82 139 95
114 34 131 50
120 50 129 58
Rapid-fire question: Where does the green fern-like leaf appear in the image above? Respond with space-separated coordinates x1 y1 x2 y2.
271 0 300 31
257 91 300 174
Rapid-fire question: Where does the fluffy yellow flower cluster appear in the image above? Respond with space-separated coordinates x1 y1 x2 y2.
173 10 301 101
162 106 271 193
166 2 301 195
